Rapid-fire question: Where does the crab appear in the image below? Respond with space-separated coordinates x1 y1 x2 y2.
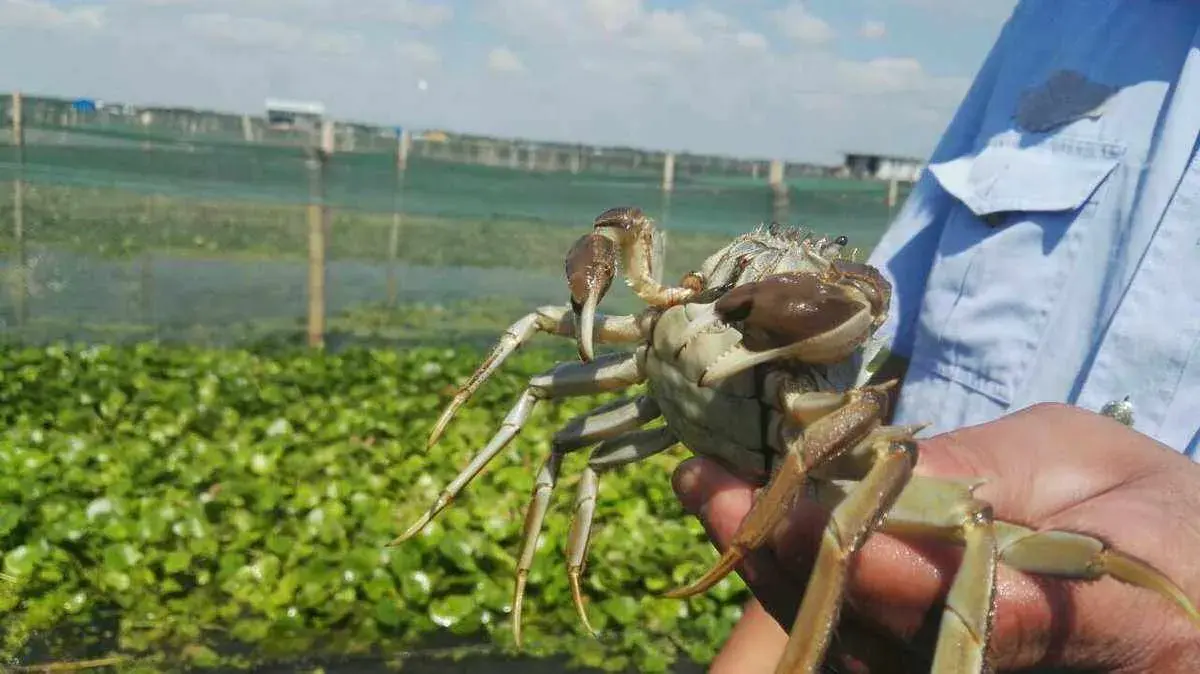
391 206 1200 673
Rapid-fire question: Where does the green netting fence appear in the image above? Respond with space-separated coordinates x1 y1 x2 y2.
0 94 909 349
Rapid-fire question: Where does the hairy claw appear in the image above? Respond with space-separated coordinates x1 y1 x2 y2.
566 232 619 361
715 272 866 353
564 207 697 349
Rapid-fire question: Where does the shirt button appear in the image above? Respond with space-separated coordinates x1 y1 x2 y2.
982 212 1007 227
1099 396 1134 427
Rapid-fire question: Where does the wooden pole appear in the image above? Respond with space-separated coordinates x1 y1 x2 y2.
659 184 673 230
11 91 27 328
886 177 900 210
306 120 334 348
768 159 785 189
662 152 675 193
140 196 156 337
768 159 789 223
386 128 410 308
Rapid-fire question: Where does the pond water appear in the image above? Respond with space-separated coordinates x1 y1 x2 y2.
0 247 646 346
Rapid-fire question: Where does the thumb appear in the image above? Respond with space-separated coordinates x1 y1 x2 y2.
670 457 797 607
671 456 935 673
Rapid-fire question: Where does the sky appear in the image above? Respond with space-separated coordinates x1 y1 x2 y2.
0 0 1018 165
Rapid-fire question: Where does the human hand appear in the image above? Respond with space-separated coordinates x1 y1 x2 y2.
673 403 1200 673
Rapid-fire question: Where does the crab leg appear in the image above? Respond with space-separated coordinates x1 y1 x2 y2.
809 474 1200 635
427 305 643 447
512 395 663 645
564 426 679 638
664 383 894 599
554 395 664 452
392 349 647 545
931 502 997 674
775 436 920 674
507 448 568 650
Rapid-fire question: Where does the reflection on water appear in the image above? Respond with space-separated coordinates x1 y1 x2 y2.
0 247 644 346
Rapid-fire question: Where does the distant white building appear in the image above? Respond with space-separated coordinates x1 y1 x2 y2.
843 153 925 182
265 98 325 131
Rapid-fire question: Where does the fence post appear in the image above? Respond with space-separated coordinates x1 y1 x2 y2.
11 91 27 328
140 196 156 337
886 177 900 213
768 159 789 223
662 152 675 193
306 120 334 348
386 127 410 308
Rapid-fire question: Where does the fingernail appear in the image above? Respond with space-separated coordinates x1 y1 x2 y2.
672 459 706 515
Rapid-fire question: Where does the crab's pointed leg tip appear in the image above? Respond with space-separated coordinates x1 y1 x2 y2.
511 573 529 650
427 415 452 448
569 572 601 639
511 620 524 651
662 585 702 600
389 514 432 547
663 550 742 599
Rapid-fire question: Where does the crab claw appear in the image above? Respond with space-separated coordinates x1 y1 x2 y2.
566 231 618 362
700 271 875 385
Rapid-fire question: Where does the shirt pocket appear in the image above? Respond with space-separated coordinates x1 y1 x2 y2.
1160 331 1200 458
914 131 1126 404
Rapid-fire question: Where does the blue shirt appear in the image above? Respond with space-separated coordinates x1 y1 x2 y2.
865 0 1200 460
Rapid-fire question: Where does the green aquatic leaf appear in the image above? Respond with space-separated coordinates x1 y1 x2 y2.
0 342 740 671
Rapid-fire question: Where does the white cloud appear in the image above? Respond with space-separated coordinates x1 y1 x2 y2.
0 0 105 30
638 10 704 53
773 2 834 46
468 1 975 161
183 13 302 50
835 57 936 94
121 0 453 29
584 0 641 33
900 0 1018 20
859 20 886 40
395 41 440 66
0 0 1006 164
183 12 362 55
735 30 768 51
487 46 525 73
377 0 453 29
694 7 731 30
